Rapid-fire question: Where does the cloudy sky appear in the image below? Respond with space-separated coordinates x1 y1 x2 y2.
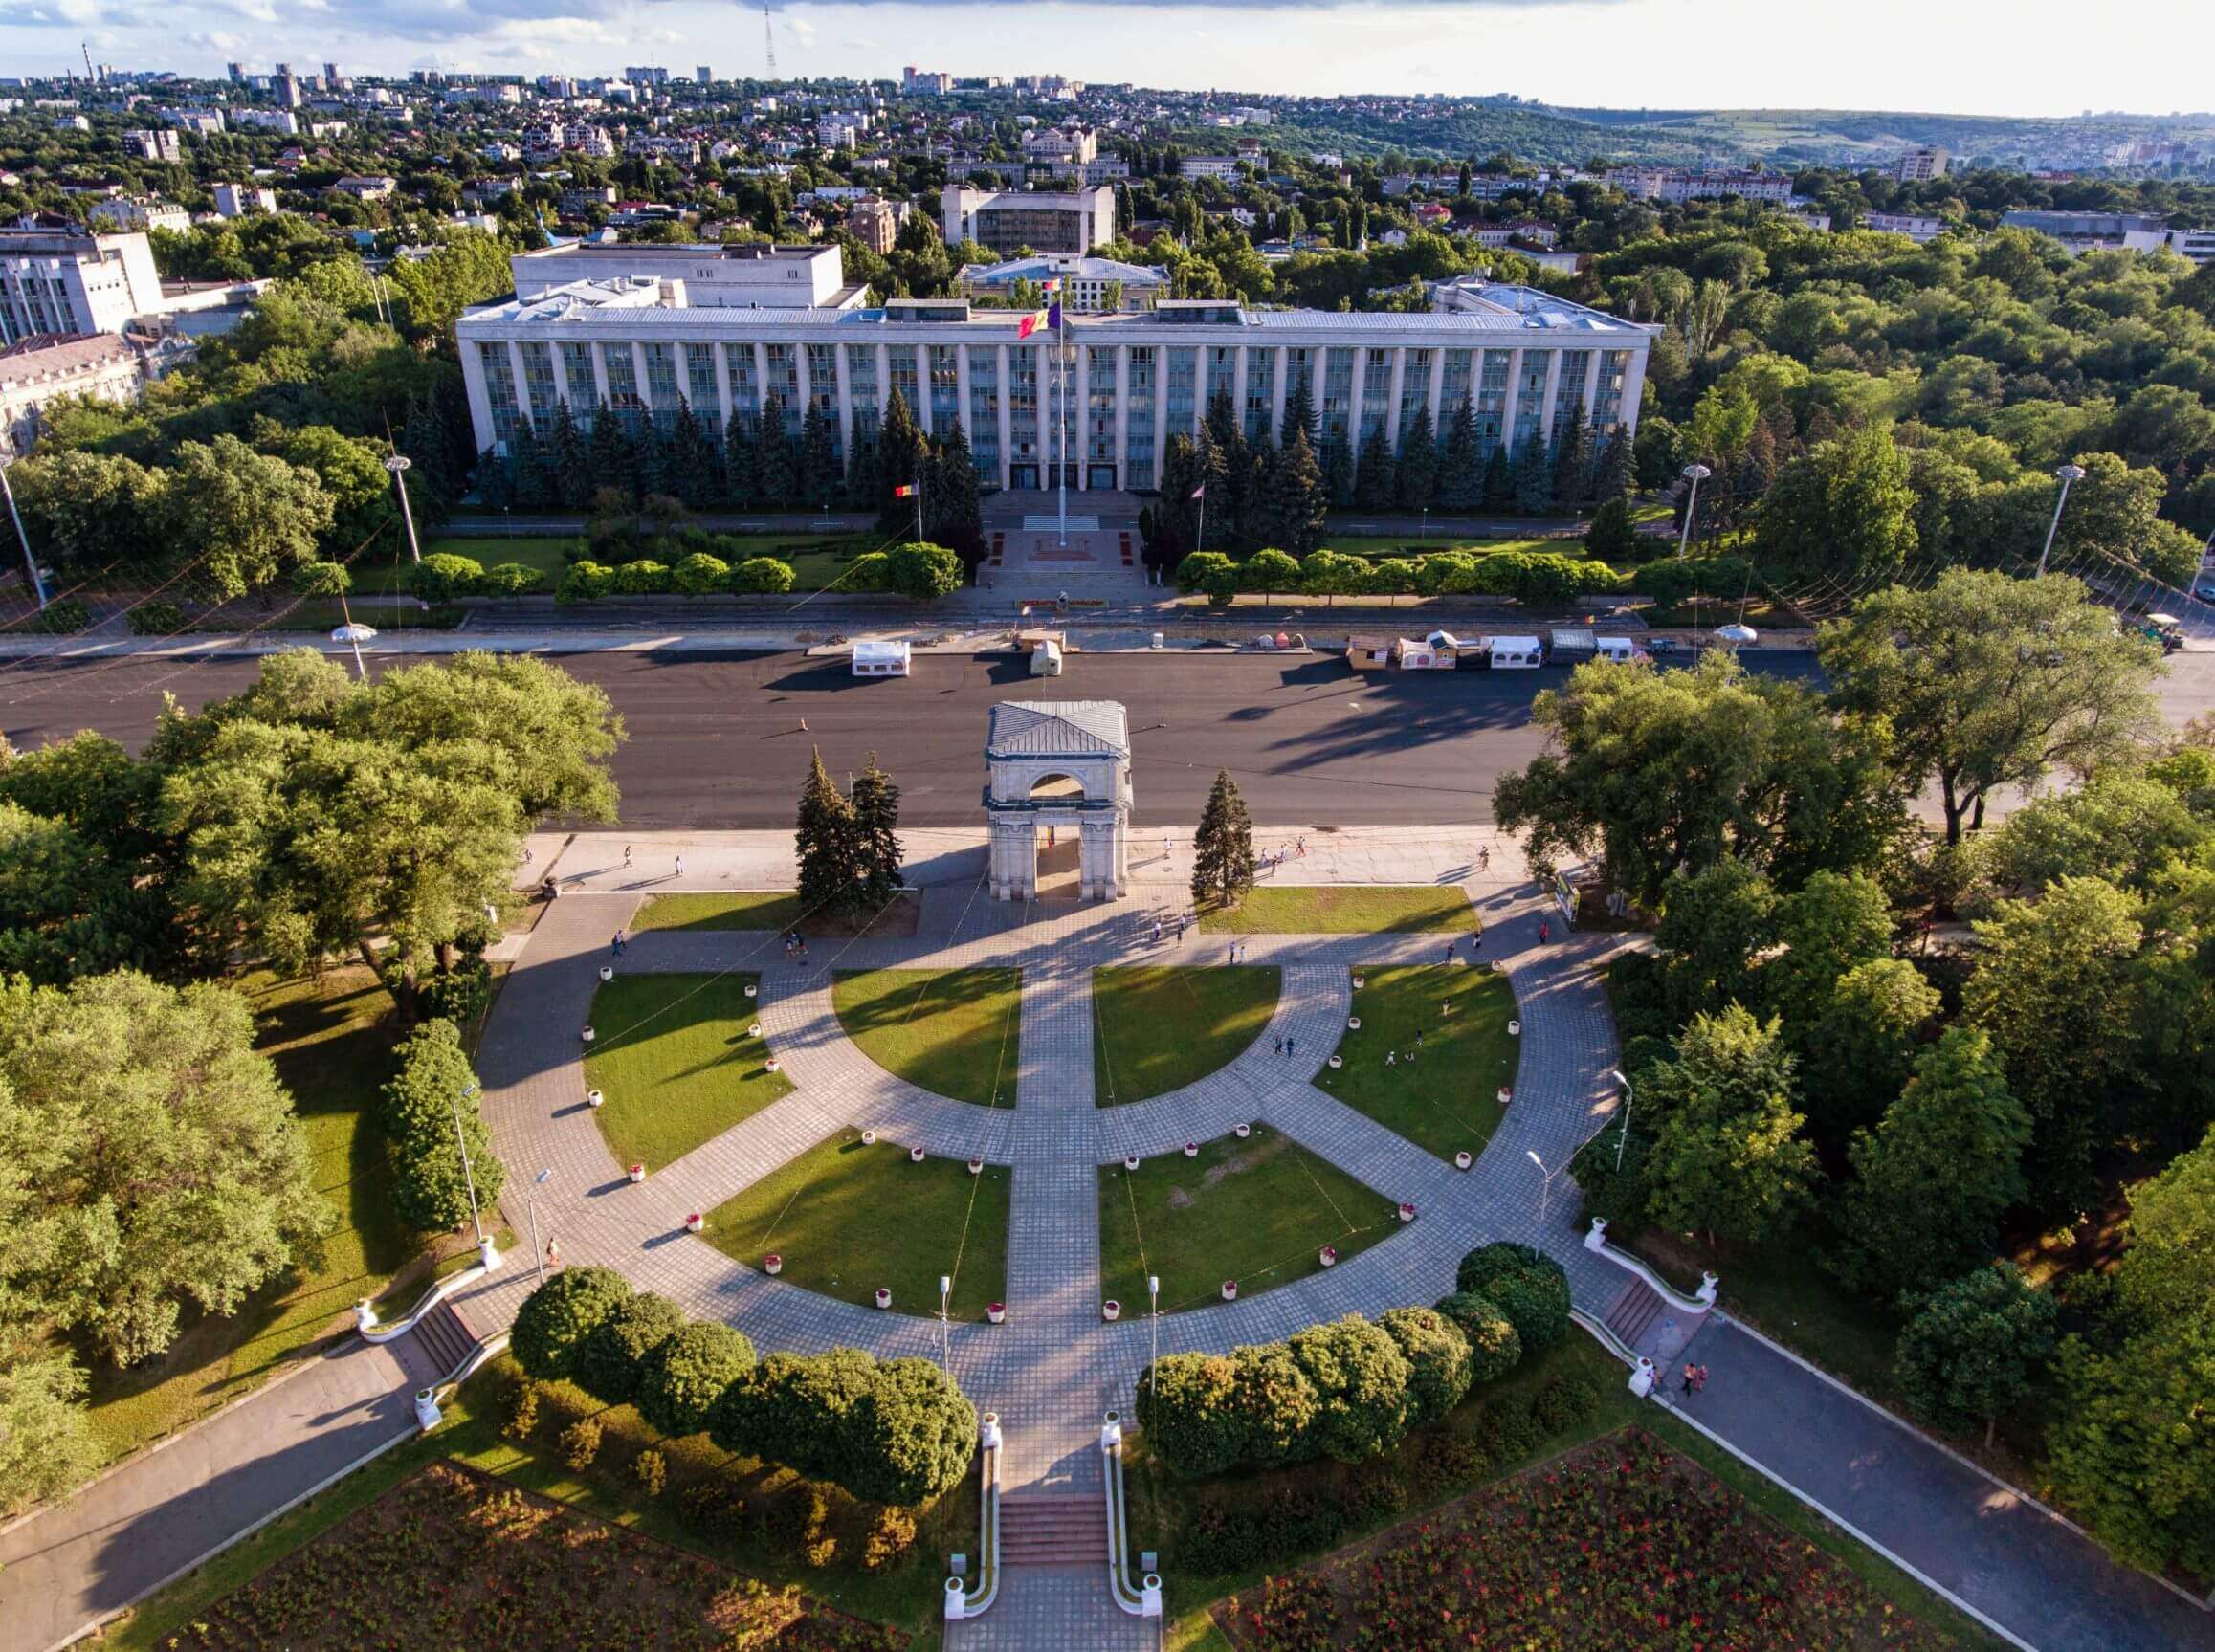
1 0 2203 118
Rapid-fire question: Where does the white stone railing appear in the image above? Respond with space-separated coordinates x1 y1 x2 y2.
1583 1218 1717 1315
1100 1412 1163 1619
355 1238 502 1345
943 1413 1004 1621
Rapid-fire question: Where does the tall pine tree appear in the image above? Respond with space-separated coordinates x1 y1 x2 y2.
756 394 798 506
1480 443 1515 511
722 407 759 506
925 424 986 569
1353 430 1394 511
848 753 904 910
843 429 881 510
1551 420 1594 509
1394 407 1438 513
799 403 838 510
668 401 715 509
876 388 927 535
1260 425 1328 556
1437 399 1480 512
1592 430 1632 501
549 400 590 510
1513 433 1553 514
1191 770 1257 911
795 749 862 918
588 399 636 503
509 417 553 508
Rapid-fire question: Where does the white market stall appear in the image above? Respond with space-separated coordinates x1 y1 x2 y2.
851 640 913 677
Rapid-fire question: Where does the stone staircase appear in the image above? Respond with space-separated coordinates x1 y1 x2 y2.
999 1495 1110 1567
392 1297 482 1389
1603 1277 1667 1355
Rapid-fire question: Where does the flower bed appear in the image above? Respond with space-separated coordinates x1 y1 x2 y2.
1219 1430 1953 1652
156 1459 905 1651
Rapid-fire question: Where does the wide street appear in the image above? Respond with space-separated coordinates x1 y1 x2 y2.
5 647 2212 827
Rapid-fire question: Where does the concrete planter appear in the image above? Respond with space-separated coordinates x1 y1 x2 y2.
764 1253 783 1275
1328 1054 1342 1068
1455 1150 1473 1171
684 1211 704 1233
1352 975 1365 989
987 1302 1006 1324
355 1297 378 1333
1221 1279 1238 1301
967 1156 984 1175
587 1089 605 1109
1318 1245 1337 1267
1123 1154 1141 1170
764 1057 781 1073
744 983 758 998
1234 1122 1251 1139
862 1129 877 1146
1348 1016 1362 1030
910 1145 926 1163
1102 1300 1121 1321
1497 1086 1513 1107
1508 1019 1521 1036
1398 1202 1417 1223
1184 1140 1199 1157
747 1023 762 1038
413 1387 442 1432
599 965 613 982
629 1162 646 1183
581 1024 595 1044
875 1287 892 1310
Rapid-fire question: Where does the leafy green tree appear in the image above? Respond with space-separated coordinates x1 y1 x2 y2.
1800 958 1942 1150
1378 1305 1474 1426
709 1345 975 1505
671 552 731 595
731 556 796 594
1286 1315 1413 1465
1894 1264 2057 1447
1979 774 2204 897
1833 1028 2030 1300
1818 571 2161 845
1136 1352 1244 1476
1966 876 2142 1214
512 1267 635 1381
2112 1123 2215 1326
1297 549 1370 603
0 1354 101 1518
636 1321 756 1439
1654 859 1777 1025
0 778 188 986
1583 496 1640 562
1453 1243 1571 1355
883 541 963 599
0 971 333 1365
163 434 335 599
1432 1290 1523 1383
376 1018 505 1234
848 753 904 911
1191 769 1257 909
850 1355 980 1506
408 552 483 602
1765 870 1893 1030
1643 1005 1816 1245
1241 547 1302 600
575 1291 687 1406
3 449 166 573
1754 427 1919 587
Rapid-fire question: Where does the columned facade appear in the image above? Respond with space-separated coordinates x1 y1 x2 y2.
983 702 1133 902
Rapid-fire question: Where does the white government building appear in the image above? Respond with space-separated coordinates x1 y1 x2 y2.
455 246 1651 494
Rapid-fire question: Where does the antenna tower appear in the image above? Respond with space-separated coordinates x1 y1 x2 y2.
763 1 777 75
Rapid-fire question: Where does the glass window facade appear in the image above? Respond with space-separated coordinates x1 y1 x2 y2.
721 343 757 415
478 342 520 447
1440 349 1473 418
1242 348 1275 441
1087 346 1117 466
1009 343 1039 463
685 343 720 431
1124 346 1156 491
764 344 801 433
1360 348 1393 443
1511 349 1550 452
1397 348 1432 444
808 343 842 455
1592 349 1630 430
887 343 919 423
845 343 878 435
1164 346 1199 439
641 342 680 427
559 342 596 414
1550 349 1593 446
967 345 999 481
519 341 558 425
928 344 961 440
1476 350 1512 453
602 344 640 423
1320 347 1355 446
1204 346 1236 416
1285 347 1316 414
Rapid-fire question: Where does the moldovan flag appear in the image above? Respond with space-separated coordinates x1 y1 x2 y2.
1017 309 1049 339
1040 275 1062 293
1189 482 1207 500
892 482 917 498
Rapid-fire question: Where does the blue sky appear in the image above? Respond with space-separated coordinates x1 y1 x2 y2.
0 0 2201 118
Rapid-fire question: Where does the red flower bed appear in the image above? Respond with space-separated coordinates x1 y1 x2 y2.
157 1462 906 1652
1221 1430 1955 1651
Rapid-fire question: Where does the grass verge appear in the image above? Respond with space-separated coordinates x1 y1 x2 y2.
632 890 922 937
584 973 791 1170
1197 885 1473 935
702 1129 1010 1320
1093 966 1280 1107
1097 1125 1403 1313
1315 964 1517 1163
831 969 1022 1108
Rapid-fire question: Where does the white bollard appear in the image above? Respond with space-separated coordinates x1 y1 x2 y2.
1141 1574 1163 1618
477 1235 500 1272
414 1386 443 1432
1697 1271 1719 1307
980 1411 1003 1451
1099 1411 1123 1452
1584 1216 1609 1252
943 1578 966 1621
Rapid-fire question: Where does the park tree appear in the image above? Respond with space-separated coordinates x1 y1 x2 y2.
848 753 905 911
1832 1028 2030 1300
1653 859 1777 1025
1965 876 2143 1214
1453 1244 1571 1355
512 1267 635 1381
636 1321 756 1439
575 1291 688 1406
1583 495 1641 562
1437 399 1481 511
1977 773 2204 898
2111 1123 2215 1326
922 426 986 569
795 749 863 920
0 1353 101 1517
1753 426 1919 587
1352 430 1393 512
0 971 332 1366
163 434 335 598
1394 407 1437 512
876 390 928 534
1286 1315 1413 1465
3 449 166 573
1764 870 1894 1030
1894 1264 2058 1448
1798 958 1942 1150
376 1017 506 1234
1642 1005 1816 1246
1378 1305 1474 1426
1817 571 2162 845
1191 770 1257 910
1241 547 1302 601
1257 425 1328 556
1494 652 1903 909
756 398 798 506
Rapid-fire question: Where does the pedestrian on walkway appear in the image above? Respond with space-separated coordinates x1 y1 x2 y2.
1286 1037 1296 1058
1478 845 1490 870
612 934 622 957
1693 1365 1709 1394
1047 825 1056 848
676 854 685 878
1151 920 1163 945
1539 920 1550 945
1274 1034 1283 1055
545 1239 562 1269
1296 836 1307 858
624 844 633 869
1444 939 1455 964
1681 1362 1696 1397
1177 915 1186 942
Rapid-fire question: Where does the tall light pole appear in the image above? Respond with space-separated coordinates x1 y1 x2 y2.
385 452 423 564
1525 1147 1565 1224
1607 1068 1634 1171
1147 1273 1160 1401
2036 462 2087 579
940 1273 952 1369
0 456 48 609
450 1080 497 1270
1675 463 1711 561
527 1167 552 1285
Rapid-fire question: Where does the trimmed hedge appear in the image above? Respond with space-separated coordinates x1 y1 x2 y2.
575 1291 688 1405
1433 1290 1524 1384
374 1017 506 1233
409 552 485 602
1455 1243 1573 1355
1383 1305 1477 1423
511 1267 634 1381
709 1346 978 1508
636 1321 756 1439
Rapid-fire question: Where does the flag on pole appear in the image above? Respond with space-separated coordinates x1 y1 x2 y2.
1016 309 1049 339
892 482 917 498
1189 483 1207 501
1048 301 1063 330
1040 276 1062 294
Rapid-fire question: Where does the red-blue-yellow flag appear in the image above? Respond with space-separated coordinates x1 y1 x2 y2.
1016 309 1049 339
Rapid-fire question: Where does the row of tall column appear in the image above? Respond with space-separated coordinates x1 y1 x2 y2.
477 336 1638 489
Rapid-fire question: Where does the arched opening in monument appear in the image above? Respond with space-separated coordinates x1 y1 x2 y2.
1030 772 1087 900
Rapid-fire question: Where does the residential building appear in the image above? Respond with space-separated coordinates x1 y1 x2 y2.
0 331 147 455
1474 220 1559 249
957 254 1165 312
87 198 191 234
624 65 671 85
275 72 301 108
1606 167 1794 205
845 197 912 255
122 128 182 162
2000 209 2170 255
2162 228 2215 265
212 182 278 217
0 228 166 343
1864 211 1949 243
1022 125 1096 165
332 175 399 201
233 108 299 135
695 65 713 83
941 185 1116 255
1894 146 1948 183
455 270 1650 499
1180 155 1244 182
510 240 865 309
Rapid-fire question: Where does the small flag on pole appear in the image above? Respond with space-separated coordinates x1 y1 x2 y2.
1048 301 1063 330
1017 309 1049 339
1189 483 1207 501
1040 276 1062 294
892 482 917 498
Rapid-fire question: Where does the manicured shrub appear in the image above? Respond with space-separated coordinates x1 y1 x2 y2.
575 1291 688 1405
128 600 188 635
1175 550 1234 593
560 1417 604 1469
1433 1291 1523 1383
1455 1244 1572 1354
882 541 962 599
292 561 351 598
1184 1498 1265 1575
1263 1486 1344 1553
861 1505 918 1571
504 1378 542 1441
408 552 483 602
557 560 617 602
709 1345 976 1507
1231 1340 1319 1469
710 1347 876 1477
1477 1396 1545 1465
632 1446 668 1497
1379 1306 1475 1426
848 1355 978 1506
1137 1353 1247 1477
672 551 731 594
1335 1462 1407 1522
842 551 891 591
478 562 545 596
730 555 796 593
511 1267 635 1381
1289 1316 1413 1465
1532 1372 1603 1435
636 1321 756 1439
679 1477 748 1539
375 1018 505 1234
1407 1429 1490 1501
612 558 672 595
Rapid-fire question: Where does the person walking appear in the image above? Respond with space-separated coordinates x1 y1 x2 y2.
545 1239 562 1270
1151 919 1163 945
1296 836 1306 858
1274 1034 1284 1055
1539 920 1550 945
1285 1036 1296 1058
624 844 633 870
1692 1365 1709 1395
1444 939 1455 965
1176 914 1186 942
1478 845 1490 870
1680 1362 1697 1398
675 854 685 879
611 933 623 957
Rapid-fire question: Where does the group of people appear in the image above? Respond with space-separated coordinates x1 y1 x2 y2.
782 930 809 961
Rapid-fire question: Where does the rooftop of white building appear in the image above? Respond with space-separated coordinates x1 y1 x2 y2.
956 254 1166 286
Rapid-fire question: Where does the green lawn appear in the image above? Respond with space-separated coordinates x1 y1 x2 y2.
79 967 476 1465
583 973 791 1171
1315 965 1517 1164
1317 534 1562 559
702 1129 1010 1320
1093 966 1280 1106
355 535 580 595
1097 1125 1404 1313
632 890 921 937
1197 884 1474 935
831 969 1022 1108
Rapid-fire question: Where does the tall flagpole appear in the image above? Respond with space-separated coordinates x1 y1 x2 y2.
1055 304 1069 549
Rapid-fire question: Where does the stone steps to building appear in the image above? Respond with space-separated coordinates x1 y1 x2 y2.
397 1298 481 1389
1000 1496 1110 1566
1604 1277 1666 1352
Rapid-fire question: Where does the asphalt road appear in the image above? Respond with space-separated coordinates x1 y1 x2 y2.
4 649 2209 830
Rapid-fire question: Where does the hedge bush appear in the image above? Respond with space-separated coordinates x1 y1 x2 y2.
709 1346 977 1507
672 552 730 594
558 561 617 602
23 598 91 634
416 957 492 1027
128 600 188 635
731 555 796 593
511 1267 634 1381
374 1018 506 1233
477 562 546 596
1455 1244 1573 1355
612 559 672 596
635 1321 756 1439
1433 1290 1523 1382
1381 1305 1476 1426
1287 1316 1413 1465
575 1290 688 1404
409 552 484 602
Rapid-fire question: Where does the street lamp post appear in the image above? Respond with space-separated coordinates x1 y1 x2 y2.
940 1274 952 1368
527 1168 552 1285
0 457 48 610
2035 462 2088 578
451 1081 497 1270
1147 1273 1160 1401
1675 464 1712 561
1607 1068 1634 1171
385 453 423 564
